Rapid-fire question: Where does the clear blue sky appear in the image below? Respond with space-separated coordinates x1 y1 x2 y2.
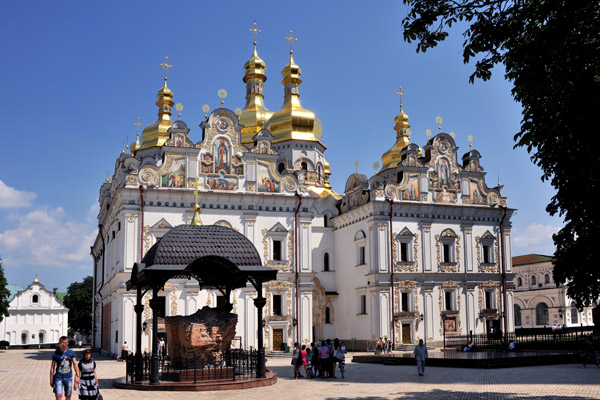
0 0 562 292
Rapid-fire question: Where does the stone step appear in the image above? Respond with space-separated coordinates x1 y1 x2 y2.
266 351 292 358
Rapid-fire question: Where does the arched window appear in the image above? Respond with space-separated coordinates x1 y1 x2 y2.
278 163 285 173
531 275 536 286
536 303 549 326
544 274 550 284
32 294 38 304
325 307 331 324
21 332 27 345
517 277 523 286
514 305 522 326
301 162 308 171
570 302 579 324
323 253 330 272
39 332 45 344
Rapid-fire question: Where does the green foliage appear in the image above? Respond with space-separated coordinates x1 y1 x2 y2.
0 258 9 323
63 276 93 336
402 0 600 307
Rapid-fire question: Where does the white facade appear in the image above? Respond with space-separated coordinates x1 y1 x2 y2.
92 47 515 355
1 280 68 346
512 255 596 328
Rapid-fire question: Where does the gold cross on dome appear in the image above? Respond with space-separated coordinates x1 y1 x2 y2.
285 29 298 53
250 20 261 45
395 86 406 110
159 56 173 79
133 116 144 134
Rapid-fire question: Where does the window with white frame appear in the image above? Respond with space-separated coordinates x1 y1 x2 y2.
484 289 496 309
267 223 288 262
355 231 366 266
357 290 367 315
479 231 495 264
444 289 457 311
396 228 414 263
440 230 457 263
272 294 282 316
400 291 412 312
570 302 578 324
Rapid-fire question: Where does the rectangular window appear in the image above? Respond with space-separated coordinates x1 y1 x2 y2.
484 291 493 309
483 245 490 263
443 244 451 262
273 295 282 316
273 240 282 261
401 292 409 312
360 295 366 314
445 290 455 311
359 246 365 265
216 295 226 309
400 242 408 262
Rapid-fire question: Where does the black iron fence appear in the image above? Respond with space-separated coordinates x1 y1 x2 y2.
444 327 598 350
125 348 258 384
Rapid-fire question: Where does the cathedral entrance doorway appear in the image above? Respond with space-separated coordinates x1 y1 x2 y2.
273 329 284 351
402 324 411 344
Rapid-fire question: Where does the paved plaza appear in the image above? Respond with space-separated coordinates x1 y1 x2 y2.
1 348 599 399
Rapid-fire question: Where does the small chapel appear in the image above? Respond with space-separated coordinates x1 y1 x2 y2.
92 26 515 356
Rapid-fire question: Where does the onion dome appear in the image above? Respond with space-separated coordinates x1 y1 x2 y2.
139 77 174 150
264 45 323 144
239 41 273 145
381 108 412 171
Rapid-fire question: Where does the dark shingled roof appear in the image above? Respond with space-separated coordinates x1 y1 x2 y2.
142 225 262 267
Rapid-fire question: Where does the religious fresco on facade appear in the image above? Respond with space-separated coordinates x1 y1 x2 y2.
213 138 231 174
470 181 486 204
172 133 186 148
246 81 264 96
232 154 244 175
206 171 237 191
160 157 186 188
435 157 451 188
401 176 420 200
200 152 214 174
434 188 457 204
444 316 457 333
257 163 280 192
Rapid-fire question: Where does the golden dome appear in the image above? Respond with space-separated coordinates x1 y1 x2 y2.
139 77 174 150
381 108 411 171
265 52 323 144
239 44 273 144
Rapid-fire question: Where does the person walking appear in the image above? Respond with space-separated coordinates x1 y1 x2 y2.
582 335 599 368
50 336 81 400
77 349 99 400
120 341 129 362
413 339 428 376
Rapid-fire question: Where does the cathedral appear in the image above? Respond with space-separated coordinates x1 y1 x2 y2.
92 30 515 356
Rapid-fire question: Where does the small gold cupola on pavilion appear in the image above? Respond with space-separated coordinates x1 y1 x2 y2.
264 30 323 144
381 86 412 171
138 57 175 151
239 21 273 145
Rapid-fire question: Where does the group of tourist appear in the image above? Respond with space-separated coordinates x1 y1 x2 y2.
374 337 393 356
292 338 346 379
49 336 100 400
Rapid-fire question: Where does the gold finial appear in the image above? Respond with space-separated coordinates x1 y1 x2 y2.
175 102 183 120
122 140 125 154
285 29 298 54
202 104 210 119
467 134 473 150
395 85 406 111
126 136 129 153
373 161 380 174
34 274 39 283
354 160 359 174
250 20 261 46
159 56 173 81
435 116 443 132
191 176 202 226
498 174 501 186
106 172 111 183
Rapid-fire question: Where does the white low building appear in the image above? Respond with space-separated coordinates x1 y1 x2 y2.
92 39 515 356
1 278 69 346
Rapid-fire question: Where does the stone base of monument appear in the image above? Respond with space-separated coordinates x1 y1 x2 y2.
176 367 234 382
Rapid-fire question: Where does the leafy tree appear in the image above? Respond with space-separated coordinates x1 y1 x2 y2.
63 276 93 337
401 0 600 307
0 257 9 323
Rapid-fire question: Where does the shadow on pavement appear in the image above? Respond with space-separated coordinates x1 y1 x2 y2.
327 390 594 400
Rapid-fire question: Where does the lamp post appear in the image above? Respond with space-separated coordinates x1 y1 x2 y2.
441 313 447 350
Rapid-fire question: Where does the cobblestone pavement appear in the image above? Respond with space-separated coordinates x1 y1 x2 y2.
1 349 599 399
